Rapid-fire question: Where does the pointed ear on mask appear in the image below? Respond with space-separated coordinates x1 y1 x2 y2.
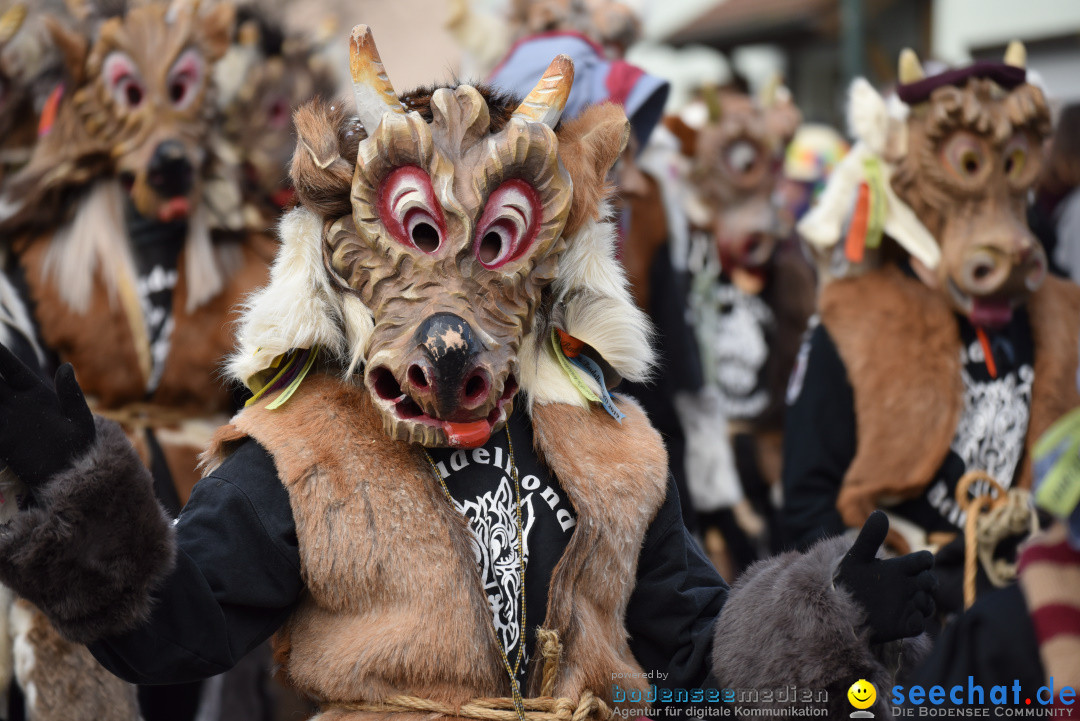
200 2 235 62
44 16 88 85
556 102 630 237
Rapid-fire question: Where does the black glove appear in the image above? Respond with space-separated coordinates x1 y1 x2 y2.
0 343 95 488
834 511 938 643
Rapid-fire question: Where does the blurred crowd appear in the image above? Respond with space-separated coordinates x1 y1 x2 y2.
0 0 1078 720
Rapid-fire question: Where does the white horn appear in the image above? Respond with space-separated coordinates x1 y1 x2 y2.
349 24 404 134
511 54 574 128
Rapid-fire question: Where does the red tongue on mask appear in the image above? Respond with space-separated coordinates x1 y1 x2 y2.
158 197 191 222
441 419 492 449
970 298 1013 329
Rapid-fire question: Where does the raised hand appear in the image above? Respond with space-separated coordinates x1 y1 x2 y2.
0 344 95 489
835 510 938 643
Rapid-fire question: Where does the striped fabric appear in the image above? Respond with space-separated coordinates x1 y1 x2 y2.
1018 523 1080 708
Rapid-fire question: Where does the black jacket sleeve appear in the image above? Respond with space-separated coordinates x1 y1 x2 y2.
626 477 728 690
89 439 303 685
781 323 856 550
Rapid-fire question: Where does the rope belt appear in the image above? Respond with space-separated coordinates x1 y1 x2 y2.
322 631 614 721
955 470 1037 610
328 691 612 721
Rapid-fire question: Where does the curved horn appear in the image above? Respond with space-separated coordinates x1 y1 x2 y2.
898 48 924 85
349 24 404 133
511 54 574 128
1004 40 1026 69
0 4 26 45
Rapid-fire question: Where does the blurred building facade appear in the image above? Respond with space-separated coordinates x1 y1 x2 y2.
630 0 1080 125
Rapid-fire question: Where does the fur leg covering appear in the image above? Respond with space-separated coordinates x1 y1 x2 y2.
0 417 176 643
11 599 140 720
711 535 929 717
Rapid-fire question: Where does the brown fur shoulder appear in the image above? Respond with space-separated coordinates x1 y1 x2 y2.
820 265 963 528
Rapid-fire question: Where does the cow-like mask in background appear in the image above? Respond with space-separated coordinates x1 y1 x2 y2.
892 45 1050 328
29 0 233 223
330 27 574 447
799 43 1050 328
687 85 800 287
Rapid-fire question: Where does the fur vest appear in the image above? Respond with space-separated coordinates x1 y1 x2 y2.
205 373 669 713
820 265 1080 532
17 231 274 503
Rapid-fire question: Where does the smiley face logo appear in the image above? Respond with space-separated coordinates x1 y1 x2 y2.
848 679 876 710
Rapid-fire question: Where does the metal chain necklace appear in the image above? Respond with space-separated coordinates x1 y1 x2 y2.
421 425 528 720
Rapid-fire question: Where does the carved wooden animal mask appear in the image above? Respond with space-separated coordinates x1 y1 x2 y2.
677 85 801 274
331 27 576 448
46 0 233 222
891 45 1051 328
251 25 638 449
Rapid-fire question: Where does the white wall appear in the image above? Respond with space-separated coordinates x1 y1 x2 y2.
933 0 1080 105
933 0 1080 63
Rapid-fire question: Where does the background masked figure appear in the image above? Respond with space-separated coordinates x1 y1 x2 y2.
665 82 816 572
785 44 1080 617
0 25 936 720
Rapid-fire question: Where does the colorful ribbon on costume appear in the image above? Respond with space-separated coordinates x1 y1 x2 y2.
550 329 624 423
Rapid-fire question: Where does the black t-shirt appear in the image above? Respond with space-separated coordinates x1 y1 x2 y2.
893 309 1034 533
426 402 576 688
127 211 185 395
782 307 1035 548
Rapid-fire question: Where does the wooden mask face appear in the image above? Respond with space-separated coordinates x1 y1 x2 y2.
326 27 574 448
74 1 233 221
691 88 800 274
891 47 1052 329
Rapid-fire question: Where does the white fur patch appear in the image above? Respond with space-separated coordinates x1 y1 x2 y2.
10 601 36 715
797 79 940 271
522 210 655 410
229 207 350 386
42 180 134 314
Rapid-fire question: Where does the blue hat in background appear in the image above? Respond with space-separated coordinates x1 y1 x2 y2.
488 32 669 149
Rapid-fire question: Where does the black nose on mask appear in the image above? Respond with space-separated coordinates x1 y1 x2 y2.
147 140 193 198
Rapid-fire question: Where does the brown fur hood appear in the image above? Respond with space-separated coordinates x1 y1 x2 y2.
203 373 669 710
820 266 1080 532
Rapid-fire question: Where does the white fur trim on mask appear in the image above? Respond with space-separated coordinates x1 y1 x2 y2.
228 207 350 386
521 209 655 410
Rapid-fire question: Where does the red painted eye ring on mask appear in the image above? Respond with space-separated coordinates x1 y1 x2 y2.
379 166 446 253
474 179 541 269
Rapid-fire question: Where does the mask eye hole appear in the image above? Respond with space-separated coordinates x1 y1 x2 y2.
378 166 444 253
166 49 205 111
474 180 541 269
410 218 440 252
103 52 145 111
942 132 989 182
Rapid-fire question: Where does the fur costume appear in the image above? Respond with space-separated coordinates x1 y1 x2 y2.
821 266 1080 534
713 535 930 718
784 44 1078 572
0 24 931 720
